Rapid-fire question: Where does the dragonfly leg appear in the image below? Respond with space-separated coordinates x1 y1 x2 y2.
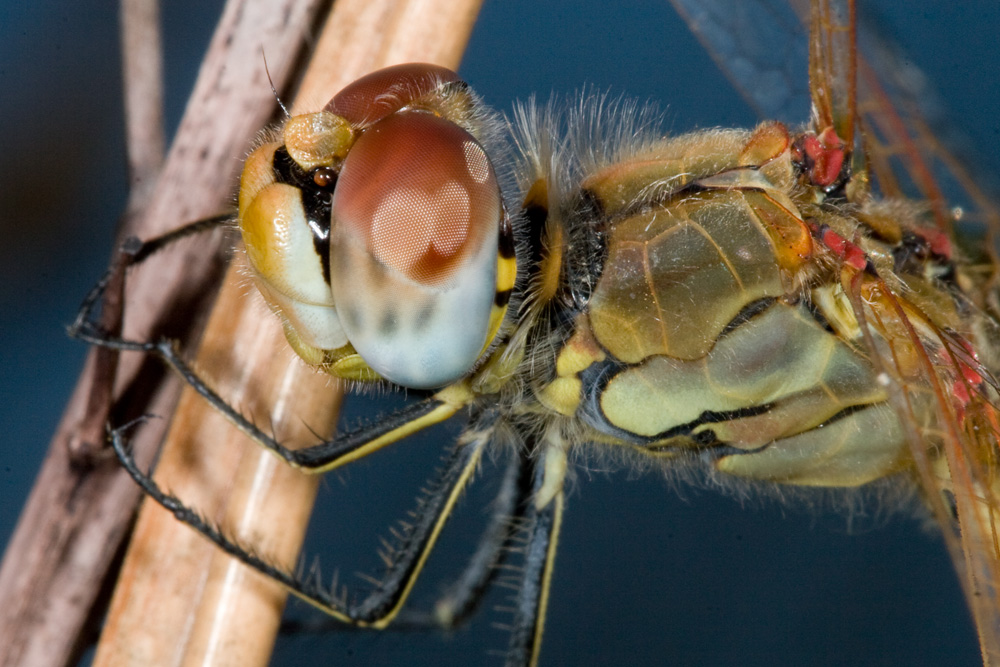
391 450 531 630
67 215 234 462
504 443 565 667
70 213 234 348
73 218 473 474
82 214 531 636
92 334 470 471
110 415 492 627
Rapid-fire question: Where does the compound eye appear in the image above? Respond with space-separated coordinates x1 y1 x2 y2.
333 111 497 286
329 110 502 388
325 63 461 129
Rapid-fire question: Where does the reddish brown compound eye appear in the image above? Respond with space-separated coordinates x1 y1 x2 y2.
325 63 462 129
331 111 499 287
328 109 502 388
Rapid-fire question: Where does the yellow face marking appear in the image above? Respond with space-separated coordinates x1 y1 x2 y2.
281 322 328 367
238 142 279 220
282 111 354 170
330 354 380 382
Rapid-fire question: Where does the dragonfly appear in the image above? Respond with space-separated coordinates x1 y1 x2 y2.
71 0 1000 665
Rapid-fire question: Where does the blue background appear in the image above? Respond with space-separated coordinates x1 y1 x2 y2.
2 1 999 665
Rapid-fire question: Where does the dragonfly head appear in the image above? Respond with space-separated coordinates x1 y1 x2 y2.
239 64 510 389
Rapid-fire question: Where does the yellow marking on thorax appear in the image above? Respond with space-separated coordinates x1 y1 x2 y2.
497 250 517 293
536 318 606 416
538 219 564 305
481 249 518 356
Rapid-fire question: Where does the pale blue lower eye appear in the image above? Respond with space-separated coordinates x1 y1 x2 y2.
328 225 497 389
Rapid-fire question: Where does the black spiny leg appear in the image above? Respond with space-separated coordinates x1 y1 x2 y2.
68 214 233 461
505 451 564 667
70 214 233 345
81 215 523 643
393 450 531 630
72 217 471 475
110 416 491 628
505 446 563 667
74 331 468 473
78 335 467 471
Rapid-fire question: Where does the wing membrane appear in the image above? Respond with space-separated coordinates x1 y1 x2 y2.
843 265 1000 665
668 0 809 123
673 0 1000 660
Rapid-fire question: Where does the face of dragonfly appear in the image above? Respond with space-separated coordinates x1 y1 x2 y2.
239 64 512 390
234 2 1000 666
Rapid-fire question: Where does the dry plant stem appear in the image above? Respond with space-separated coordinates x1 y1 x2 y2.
93 1 484 666
72 0 167 465
0 3 325 667
93 272 340 667
120 0 165 207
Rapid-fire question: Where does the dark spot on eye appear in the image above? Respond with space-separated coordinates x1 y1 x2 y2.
415 303 435 331
380 309 398 336
343 305 361 331
333 245 350 272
